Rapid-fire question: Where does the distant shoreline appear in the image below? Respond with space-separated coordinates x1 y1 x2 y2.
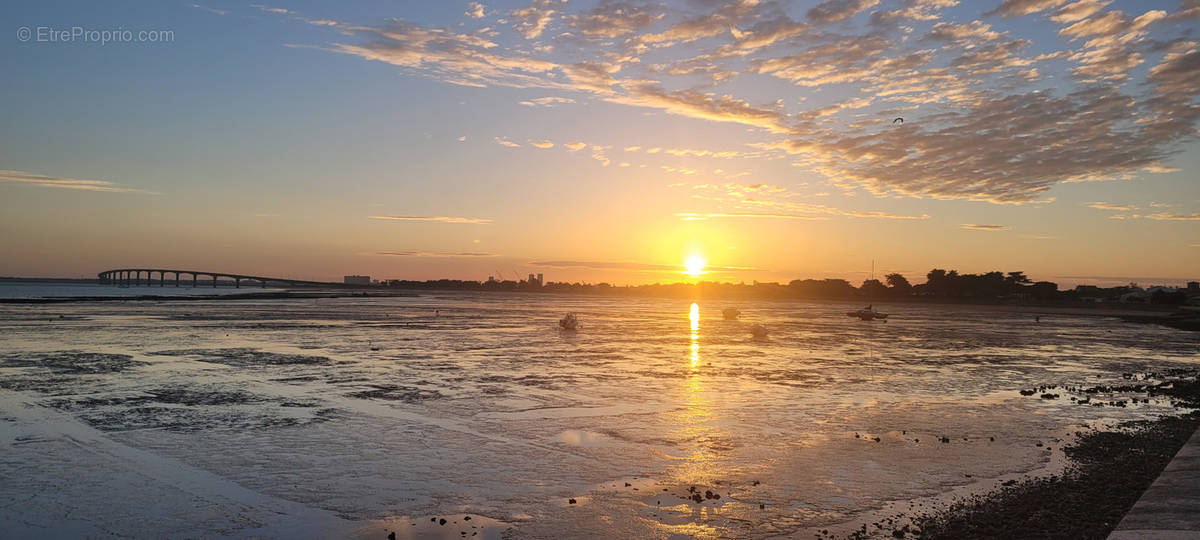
2 282 1195 331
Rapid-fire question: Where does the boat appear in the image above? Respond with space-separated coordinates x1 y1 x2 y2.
722 308 741 320
559 313 579 330
749 324 768 338
846 305 888 321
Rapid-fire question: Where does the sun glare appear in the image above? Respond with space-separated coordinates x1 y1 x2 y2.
684 254 706 277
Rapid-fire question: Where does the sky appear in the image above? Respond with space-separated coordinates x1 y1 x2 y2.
1 0 1197 287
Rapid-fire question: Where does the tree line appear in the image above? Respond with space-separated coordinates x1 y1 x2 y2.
382 270 1192 305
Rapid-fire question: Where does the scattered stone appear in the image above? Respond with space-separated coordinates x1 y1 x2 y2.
568 498 576 504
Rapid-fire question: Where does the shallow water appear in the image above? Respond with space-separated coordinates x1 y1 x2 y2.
0 292 1196 538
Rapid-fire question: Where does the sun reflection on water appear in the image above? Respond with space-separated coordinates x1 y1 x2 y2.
689 302 700 370
667 302 725 492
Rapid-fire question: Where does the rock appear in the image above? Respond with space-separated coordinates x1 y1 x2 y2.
439 518 447 526
388 533 396 540
569 498 577 504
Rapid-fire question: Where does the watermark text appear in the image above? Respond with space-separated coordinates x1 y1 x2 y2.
17 26 174 45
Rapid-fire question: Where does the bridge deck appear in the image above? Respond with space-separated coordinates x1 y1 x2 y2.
97 269 341 287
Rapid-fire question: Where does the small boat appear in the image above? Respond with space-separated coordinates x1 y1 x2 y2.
559 313 579 330
749 324 768 338
722 308 741 320
847 305 888 321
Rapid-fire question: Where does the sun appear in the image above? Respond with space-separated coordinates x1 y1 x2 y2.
684 254 706 277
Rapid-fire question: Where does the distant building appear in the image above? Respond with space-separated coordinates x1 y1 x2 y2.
343 275 371 285
1189 281 1199 294
526 273 544 287
487 276 496 283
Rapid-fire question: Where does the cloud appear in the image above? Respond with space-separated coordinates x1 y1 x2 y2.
519 96 576 107
250 3 293 15
1049 0 1110 23
0 169 156 194
677 212 827 220
960 224 1010 230
368 215 493 224
376 251 496 257
530 139 555 148
465 2 487 19
1086 202 1137 210
190 3 228 15
985 0 1071 18
531 260 682 271
609 83 790 133
923 21 1003 43
510 0 565 39
297 0 1199 207
529 259 759 273
687 182 933 220
592 145 612 166
564 141 588 151
1145 213 1200 220
569 2 663 39
325 21 559 89
493 137 521 148
807 0 880 24
638 1 763 44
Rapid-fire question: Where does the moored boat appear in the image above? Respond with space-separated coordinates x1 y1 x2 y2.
847 305 888 321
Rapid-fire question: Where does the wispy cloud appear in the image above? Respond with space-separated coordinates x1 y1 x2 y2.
530 139 554 149
677 212 827 221
368 215 493 224
961 224 1010 230
0 169 156 194
530 260 760 273
493 137 521 148
1145 213 1200 221
250 3 293 15
519 96 576 107
376 251 496 257
1086 202 1137 211
986 0 1071 18
190 3 228 15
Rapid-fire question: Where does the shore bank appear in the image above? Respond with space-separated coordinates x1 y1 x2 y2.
872 369 1200 539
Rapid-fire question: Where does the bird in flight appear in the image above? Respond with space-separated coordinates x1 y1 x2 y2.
893 117 904 123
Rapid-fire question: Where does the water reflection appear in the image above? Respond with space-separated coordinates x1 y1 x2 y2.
668 302 726 496
689 302 700 370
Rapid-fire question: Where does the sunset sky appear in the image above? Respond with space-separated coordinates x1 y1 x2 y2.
1 0 1197 286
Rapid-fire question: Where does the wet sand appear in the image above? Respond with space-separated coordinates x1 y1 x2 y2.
0 294 1197 538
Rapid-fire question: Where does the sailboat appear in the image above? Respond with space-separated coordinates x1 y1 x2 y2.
847 260 888 321
846 305 888 321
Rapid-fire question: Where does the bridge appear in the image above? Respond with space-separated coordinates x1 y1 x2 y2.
97 269 342 289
